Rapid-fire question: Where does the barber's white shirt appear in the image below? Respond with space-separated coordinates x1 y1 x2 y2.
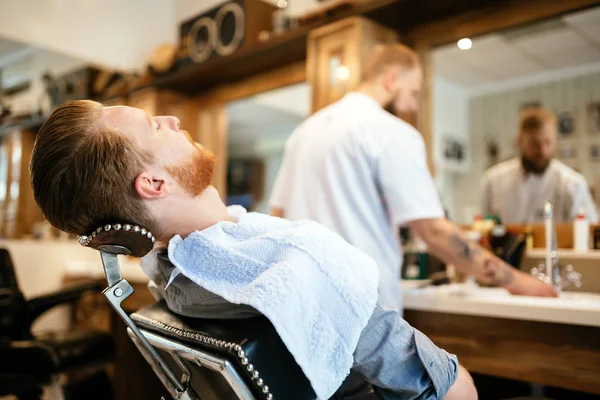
269 92 444 309
481 157 599 223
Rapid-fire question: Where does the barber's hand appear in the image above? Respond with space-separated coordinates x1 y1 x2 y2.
505 271 558 298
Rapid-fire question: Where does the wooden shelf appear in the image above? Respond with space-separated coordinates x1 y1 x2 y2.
99 0 399 99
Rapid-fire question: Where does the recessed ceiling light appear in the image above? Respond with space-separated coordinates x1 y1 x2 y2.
457 38 472 50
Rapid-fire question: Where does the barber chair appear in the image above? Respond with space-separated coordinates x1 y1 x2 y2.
0 248 114 399
80 222 377 400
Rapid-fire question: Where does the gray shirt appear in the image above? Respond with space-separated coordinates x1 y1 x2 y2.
147 252 458 399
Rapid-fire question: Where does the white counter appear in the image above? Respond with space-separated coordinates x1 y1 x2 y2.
402 281 600 328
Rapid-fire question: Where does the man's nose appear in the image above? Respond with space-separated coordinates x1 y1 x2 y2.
167 116 180 130
156 116 180 130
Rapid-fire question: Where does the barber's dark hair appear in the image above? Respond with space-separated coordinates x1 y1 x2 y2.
30 100 155 235
519 107 557 135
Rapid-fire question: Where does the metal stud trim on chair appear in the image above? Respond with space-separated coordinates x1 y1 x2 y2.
132 313 274 400
78 223 156 247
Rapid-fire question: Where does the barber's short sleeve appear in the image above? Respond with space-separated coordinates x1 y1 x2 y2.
377 132 444 225
353 305 458 399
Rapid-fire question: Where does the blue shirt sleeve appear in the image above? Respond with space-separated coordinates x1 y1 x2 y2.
352 304 458 399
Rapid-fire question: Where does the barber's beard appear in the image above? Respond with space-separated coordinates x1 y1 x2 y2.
521 156 550 175
383 101 416 126
165 147 216 196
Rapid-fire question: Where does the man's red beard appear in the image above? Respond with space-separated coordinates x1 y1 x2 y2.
165 146 216 196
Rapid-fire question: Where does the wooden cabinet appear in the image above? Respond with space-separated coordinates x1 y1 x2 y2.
307 17 398 113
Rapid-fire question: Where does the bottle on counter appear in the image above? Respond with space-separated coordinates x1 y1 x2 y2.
573 209 590 252
524 225 534 250
472 213 495 238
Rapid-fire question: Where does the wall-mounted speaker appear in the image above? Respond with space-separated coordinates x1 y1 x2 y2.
177 0 277 65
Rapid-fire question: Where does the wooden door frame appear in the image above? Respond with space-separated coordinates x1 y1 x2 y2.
405 0 600 175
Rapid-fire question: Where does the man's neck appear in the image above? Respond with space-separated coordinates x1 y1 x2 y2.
157 187 234 243
356 83 389 108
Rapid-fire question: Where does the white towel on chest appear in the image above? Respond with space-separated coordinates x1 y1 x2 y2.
167 206 379 399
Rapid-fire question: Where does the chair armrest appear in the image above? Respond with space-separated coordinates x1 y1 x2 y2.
25 281 103 324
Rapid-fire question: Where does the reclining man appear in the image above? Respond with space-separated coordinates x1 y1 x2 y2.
29 100 479 399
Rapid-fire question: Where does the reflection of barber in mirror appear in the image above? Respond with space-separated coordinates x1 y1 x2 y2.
481 107 599 223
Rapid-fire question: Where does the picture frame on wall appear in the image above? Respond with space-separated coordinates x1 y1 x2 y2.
557 110 576 138
557 143 577 161
439 134 469 173
587 102 600 134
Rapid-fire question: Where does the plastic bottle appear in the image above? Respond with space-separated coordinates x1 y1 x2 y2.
574 209 590 252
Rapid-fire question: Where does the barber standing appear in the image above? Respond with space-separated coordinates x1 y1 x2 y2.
269 44 556 310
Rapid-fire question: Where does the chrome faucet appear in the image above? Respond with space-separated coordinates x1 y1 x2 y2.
530 200 582 291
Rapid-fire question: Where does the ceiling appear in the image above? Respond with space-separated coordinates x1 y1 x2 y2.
433 6 600 90
227 83 309 154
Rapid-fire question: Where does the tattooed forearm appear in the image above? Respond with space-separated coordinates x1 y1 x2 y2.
482 258 515 286
449 231 480 262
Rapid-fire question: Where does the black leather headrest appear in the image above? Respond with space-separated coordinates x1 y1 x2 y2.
78 223 155 257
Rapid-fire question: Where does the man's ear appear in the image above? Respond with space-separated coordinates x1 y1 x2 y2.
134 171 172 200
381 68 398 93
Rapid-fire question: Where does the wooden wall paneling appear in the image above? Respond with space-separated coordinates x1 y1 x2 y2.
4 132 21 238
416 44 435 175
15 129 43 238
0 138 8 236
193 98 228 198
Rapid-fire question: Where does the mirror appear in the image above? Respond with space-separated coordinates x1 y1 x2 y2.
432 6 600 225
226 82 309 213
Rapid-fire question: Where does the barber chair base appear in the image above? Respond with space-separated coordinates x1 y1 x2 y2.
129 302 376 400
